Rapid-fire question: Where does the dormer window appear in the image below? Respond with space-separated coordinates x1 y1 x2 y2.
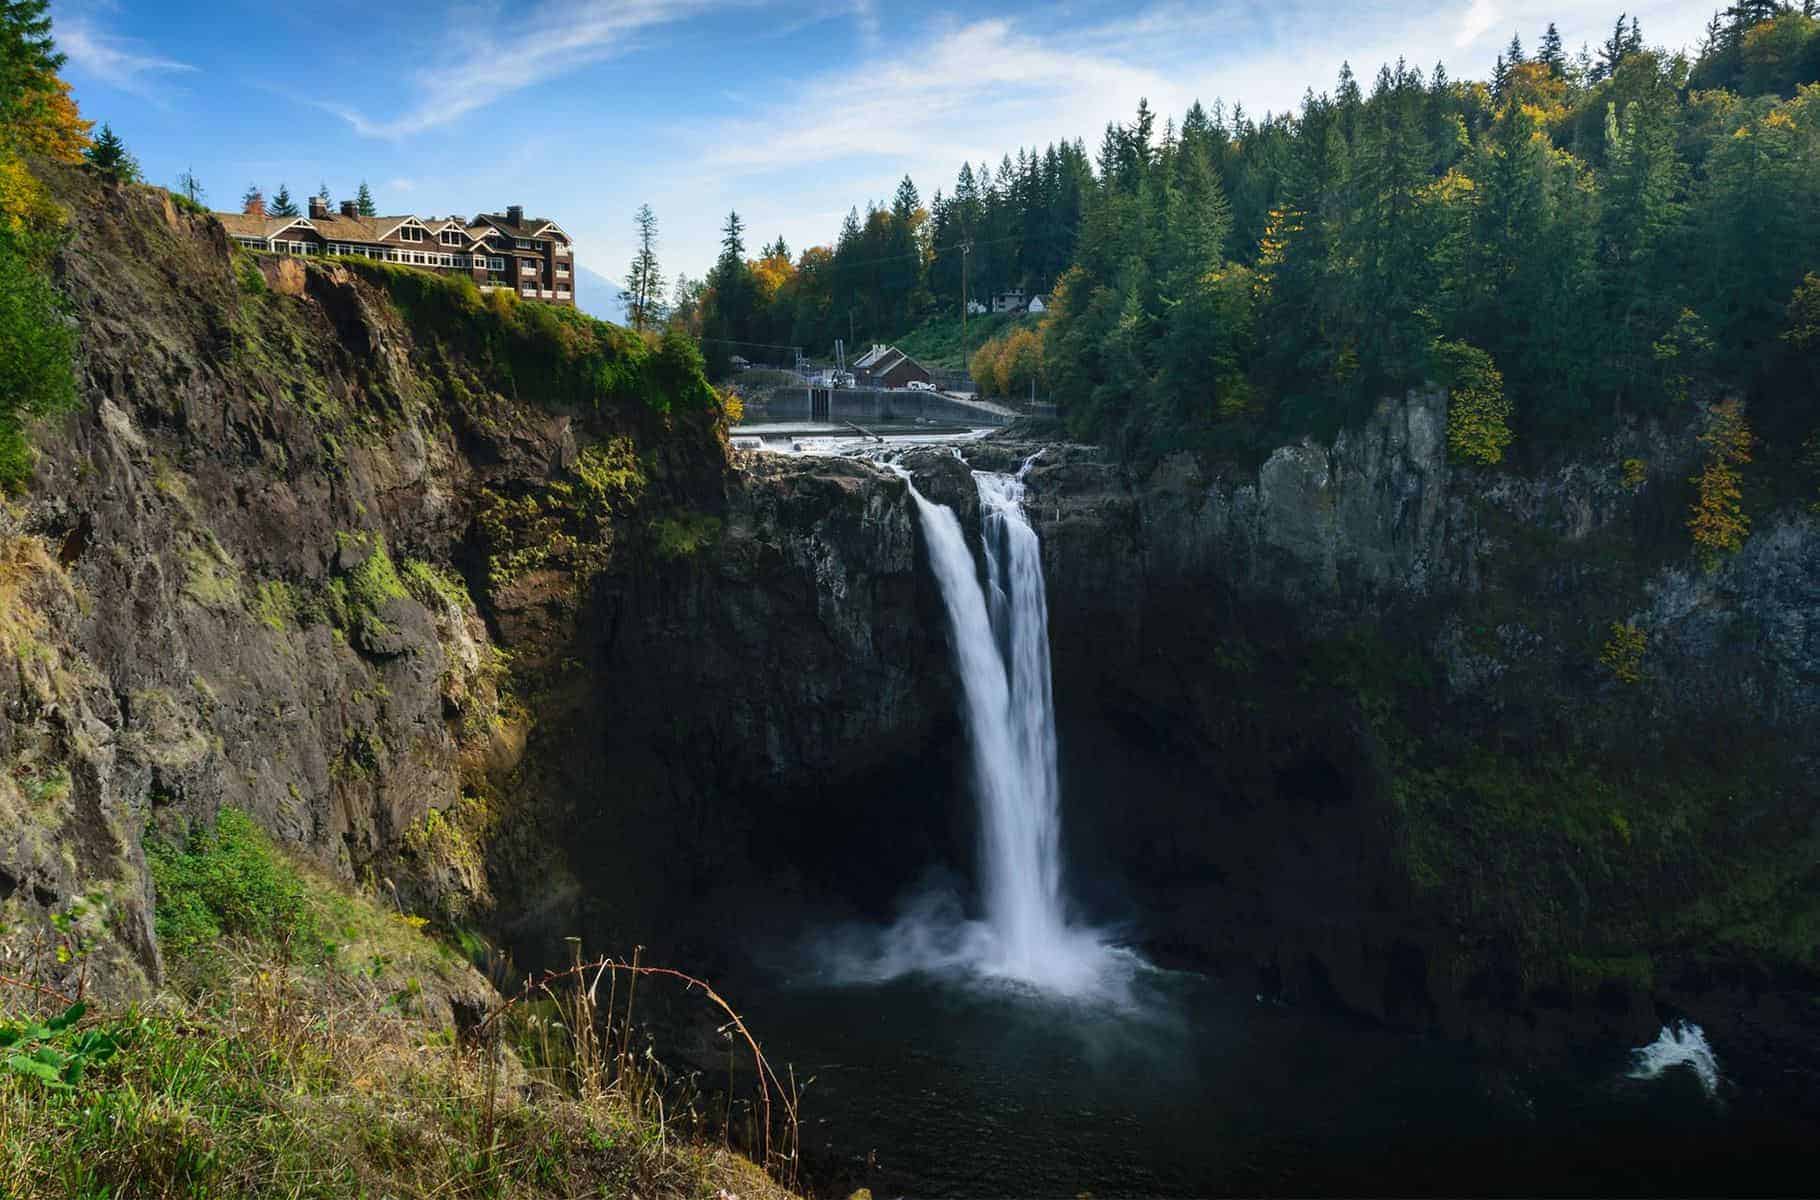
400 226 425 242
440 229 463 246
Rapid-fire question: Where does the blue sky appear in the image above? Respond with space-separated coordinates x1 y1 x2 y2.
54 0 1712 293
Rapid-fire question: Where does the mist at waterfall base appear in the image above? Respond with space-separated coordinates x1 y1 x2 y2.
809 460 1140 1004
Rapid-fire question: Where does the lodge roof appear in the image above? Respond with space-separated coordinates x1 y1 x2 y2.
475 212 569 242
217 212 309 239
214 207 569 258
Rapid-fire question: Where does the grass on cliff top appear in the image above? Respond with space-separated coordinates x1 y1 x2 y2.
338 258 721 419
891 310 1032 370
0 808 793 1200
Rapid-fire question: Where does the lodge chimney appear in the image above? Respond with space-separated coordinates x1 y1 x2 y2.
244 190 265 217
340 200 358 218
308 195 328 219
507 204 524 225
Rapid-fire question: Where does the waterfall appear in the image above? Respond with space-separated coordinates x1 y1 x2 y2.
855 455 1128 998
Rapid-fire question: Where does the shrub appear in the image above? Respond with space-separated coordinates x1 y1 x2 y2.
1687 398 1753 566
339 259 715 417
145 808 318 964
1600 620 1648 685
650 512 721 560
0 228 77 491
1433 338 1512 466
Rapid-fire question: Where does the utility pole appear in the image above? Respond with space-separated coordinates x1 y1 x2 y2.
961 239 973 368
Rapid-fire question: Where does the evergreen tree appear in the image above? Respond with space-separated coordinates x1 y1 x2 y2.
0 0 64 129
241 184 263 214
1506 32 1526 66
83 122 139 182
1596 14 1631 81
620 203 664 333
1538 23 1566 76
700 211 756 374
270 183 298 217
355 180 376 217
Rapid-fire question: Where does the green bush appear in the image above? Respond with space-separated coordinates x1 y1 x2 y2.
338 258 715 416
146 808 318 963
0 228 77 490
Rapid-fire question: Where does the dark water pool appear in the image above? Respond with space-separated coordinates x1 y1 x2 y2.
715 963 1814 1198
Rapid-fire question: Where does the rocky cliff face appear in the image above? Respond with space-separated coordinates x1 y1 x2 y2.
971 392 1817 1063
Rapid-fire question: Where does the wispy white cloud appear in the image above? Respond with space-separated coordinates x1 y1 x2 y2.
1456 0 1502 47
330 0 719 139
55 16 195 101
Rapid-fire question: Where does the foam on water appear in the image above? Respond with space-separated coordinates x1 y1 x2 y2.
1627 1020 1722 1097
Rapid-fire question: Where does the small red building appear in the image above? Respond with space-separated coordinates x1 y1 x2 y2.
851 344 932 389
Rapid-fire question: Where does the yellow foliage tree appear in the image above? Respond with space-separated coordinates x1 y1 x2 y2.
1599 621 1647 685
1434 339 1513 465
968 326 1045 399
748 249 794 307
1687 398 1754 565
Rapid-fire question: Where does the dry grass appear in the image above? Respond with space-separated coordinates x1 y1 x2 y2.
0 817 802 1200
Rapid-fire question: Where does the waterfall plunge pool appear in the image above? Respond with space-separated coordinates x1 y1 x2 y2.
721 963 1812 1197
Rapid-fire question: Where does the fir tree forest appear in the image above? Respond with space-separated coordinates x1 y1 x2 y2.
686 10 1820 477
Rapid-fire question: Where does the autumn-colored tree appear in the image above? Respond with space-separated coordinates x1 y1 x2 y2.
1434 339 1513 464
748 240 794 308
0 0 85 488
1599 620 1648 684
1687 398 1754 565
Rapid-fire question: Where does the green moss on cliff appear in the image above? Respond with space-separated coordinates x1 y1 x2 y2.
342 259 716 416
1299 621 1820 992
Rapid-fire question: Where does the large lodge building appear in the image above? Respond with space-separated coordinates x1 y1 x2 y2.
216 195 576 308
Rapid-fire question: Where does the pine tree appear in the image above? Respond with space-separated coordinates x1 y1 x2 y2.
1538 23 1565 76
620 203 664 333
83 122 139 182
1505 32 1525 66
315 181 330 205
720 210 745 261
1596 14 1630 81
0 0 65 131
355 180 376 217
241 184 263 215
1700 10 1726 56
270 183 298 217
1625 16 1643 55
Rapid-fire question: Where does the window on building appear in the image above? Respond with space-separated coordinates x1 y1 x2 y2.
515 238 532 249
